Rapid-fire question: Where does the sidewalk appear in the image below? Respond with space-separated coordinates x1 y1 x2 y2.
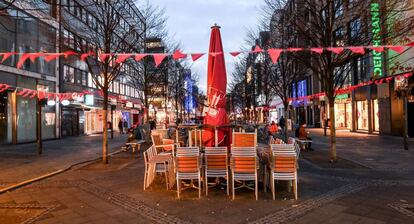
308 128 414 171
0 133 128 188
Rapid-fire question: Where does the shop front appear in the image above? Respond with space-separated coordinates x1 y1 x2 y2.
334 94 352 129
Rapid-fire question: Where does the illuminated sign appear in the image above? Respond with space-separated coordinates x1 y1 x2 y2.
126 102 133 108
85 95 94 106
371 3 383 77
335 94 349 100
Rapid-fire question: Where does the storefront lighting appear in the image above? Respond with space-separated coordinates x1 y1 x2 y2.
61 100 70 106
47 100 56 106
371 3 383 77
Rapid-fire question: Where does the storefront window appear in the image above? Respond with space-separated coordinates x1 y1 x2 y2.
357 100 369 130
0 92 13 144
17 96 36 142
373 99 379 132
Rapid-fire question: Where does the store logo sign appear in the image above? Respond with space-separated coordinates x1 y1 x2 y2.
371 3 383 77
85 94 94 105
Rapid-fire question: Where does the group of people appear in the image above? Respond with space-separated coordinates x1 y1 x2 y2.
267 116 313 150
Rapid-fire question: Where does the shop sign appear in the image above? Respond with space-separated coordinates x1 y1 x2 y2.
110 98 117 105
335 94 349 100
131 109 139 114
395 75 408 90
72 93 84 102
133 104 141 109
371 2 383 77
85 94 94 106
126 102 133 108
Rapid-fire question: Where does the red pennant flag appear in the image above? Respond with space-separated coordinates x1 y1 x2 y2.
99 53 111 62
80 52 94 61
287 48 302 52
327 47 344 54
191 53 204 61
310 48 324 54
38 91 46 100
406 42 414 47
230 52 241 57
153 54 167 67
115 54 132 64
388 46 405 54
369 46 384 53
63 51 77 58
0 52 16 63
267 49 283 64
29 89 37 98
134 54 147 61
17 54 31 69
404 72 413 78
348 47 365 54
385 77 393 82
44 53 62 62
29 53 44 63
252 45 263 53
172 50 187 60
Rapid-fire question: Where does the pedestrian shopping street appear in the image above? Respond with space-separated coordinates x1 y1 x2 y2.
1 130 413 224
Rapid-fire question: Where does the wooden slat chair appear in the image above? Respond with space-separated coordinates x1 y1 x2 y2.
143 146 172 190
151 133 176 155
232 132 257 147
175 147 202 199
204 147 229 196
230 147 259 200
188 129 203 147
269 144 298 200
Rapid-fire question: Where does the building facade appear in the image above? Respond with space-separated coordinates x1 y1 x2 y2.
0 0 146 144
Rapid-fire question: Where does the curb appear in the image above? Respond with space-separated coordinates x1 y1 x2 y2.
0 148 125 194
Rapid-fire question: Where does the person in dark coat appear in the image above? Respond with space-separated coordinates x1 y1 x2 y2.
118 119 124 134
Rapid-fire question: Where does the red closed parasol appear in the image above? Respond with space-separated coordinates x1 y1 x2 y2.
203 25 231 147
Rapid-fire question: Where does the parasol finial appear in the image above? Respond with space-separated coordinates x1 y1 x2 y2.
211 23 221 29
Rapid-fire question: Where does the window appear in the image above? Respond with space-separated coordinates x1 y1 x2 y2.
334 27 345 46
63 65 75 83
350 18 361 39
335 0 344 18
82 71 87 86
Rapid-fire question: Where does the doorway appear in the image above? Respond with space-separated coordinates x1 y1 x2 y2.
408 102 414 137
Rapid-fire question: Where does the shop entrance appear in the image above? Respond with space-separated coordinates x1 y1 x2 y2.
0 92 8 144
408 102 414 137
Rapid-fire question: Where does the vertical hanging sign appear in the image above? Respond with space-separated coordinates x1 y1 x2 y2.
371 2 383 77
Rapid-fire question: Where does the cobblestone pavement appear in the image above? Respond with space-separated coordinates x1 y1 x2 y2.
0 131 414 223
0 134 128 187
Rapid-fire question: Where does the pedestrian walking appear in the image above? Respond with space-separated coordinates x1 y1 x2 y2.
279 116 285 134
118 119 124 134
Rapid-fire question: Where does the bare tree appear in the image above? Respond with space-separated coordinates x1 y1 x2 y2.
263 0 414 161
62 0 144 163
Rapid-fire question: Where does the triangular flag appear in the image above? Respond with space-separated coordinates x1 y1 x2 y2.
44 53 62 62
80 52 94 61
63 51 77 58
230 52 242 57
1 52 16 63
252 45 263 53
327 47 344 54
267 49 283 64
29 53 45 63
388 46 405 54
99 53 111 62
17 53 31 69
287 48 302 52
38 91 46 100
348 47 365 54
310 48 324 54
191 53 204 61
172 50 187 60
153 54 167 67
134 54 147 61
369 46 384 53
115 54 132 64
406 42 414 47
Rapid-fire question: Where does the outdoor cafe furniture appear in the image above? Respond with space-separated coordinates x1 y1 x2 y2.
230 147 259 200
143 146 175 190
189 129 203 147
269 144 298 200
175 147 202 199
204 147 229 196
232 132 257 147
151 132 177 155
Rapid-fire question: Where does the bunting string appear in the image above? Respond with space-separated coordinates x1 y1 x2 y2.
0 42 413 69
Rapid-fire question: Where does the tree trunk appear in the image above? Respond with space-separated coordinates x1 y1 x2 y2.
102 89 109 164
328 98 337 162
